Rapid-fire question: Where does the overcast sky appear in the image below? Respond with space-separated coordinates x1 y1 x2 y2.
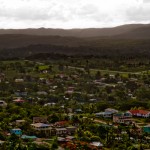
0 0 149 29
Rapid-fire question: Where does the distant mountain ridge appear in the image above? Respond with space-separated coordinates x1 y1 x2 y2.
0 24 150 59
0 24 150 38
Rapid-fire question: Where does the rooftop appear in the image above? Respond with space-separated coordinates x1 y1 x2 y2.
31 123 50 128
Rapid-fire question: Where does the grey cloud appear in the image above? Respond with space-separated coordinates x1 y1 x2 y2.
0 0 150 29
0 8 48 20
143 0 150 3
126 6 150 22
75 4 109 22
0 5 69 21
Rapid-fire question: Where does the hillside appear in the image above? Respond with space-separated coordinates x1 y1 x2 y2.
0 34 84 49
0 24 150 59
0 24 150 38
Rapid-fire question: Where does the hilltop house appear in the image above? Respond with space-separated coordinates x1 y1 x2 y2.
128 110 150 118
95 108 118 118
113 112 132 124
31 123 55 137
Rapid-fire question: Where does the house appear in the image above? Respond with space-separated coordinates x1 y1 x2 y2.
14 91 27 97
16 120 26 126
33 117 48 124
57 137 66 143
109 74 115 78
105 108 118 114
31 123 55 137
66 126 77 135
0 100 7 107
65 90 74 95
10 128 22 136
95 112 112 118
13 98 25 103
89 99 97 103
128 110 150 118
95 108 118 118
74 109 82 114
113 112 132 124
31 123 50 130
55 128 67 136
62 141 101 150
15 79 24 83
143 125 150 133
54 121 69 128
90 142 103 149
44 103 56 106
0 140 5 145
72 121 80 127
66 136 76 141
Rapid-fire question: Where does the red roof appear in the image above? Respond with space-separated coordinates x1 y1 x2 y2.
13 99 25 103
129 110 150 115
55 121 69 125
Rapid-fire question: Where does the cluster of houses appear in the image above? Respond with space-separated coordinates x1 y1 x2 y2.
11 116 77 138
95 108 150 133
8 115 105 149
10 108 150 139
1 61 150 149
10 70 140 105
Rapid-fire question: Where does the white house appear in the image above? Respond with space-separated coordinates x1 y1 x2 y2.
0 100 7 107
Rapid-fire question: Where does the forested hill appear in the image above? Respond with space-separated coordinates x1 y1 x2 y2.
0 39 150 59
0 24 150 38
0 24 150 59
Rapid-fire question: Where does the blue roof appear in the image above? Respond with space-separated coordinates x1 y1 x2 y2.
10 129 22 135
